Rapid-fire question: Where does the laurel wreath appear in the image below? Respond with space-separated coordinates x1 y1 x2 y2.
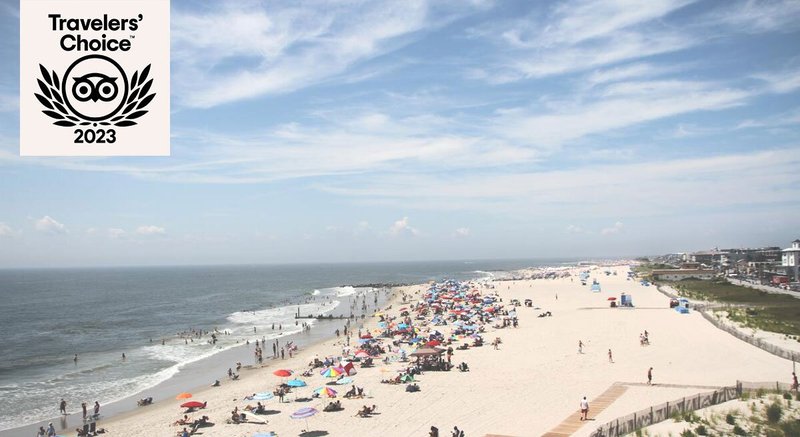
34 63 156 127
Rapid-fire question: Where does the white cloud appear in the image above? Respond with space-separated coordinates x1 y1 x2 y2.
0 94 18 112
0 222 15 237
136 225 166 236
454 227 470 237
108 228 127 239
707 0 800 34
601 221 624 235
171 1 483 108
34 216 67 234
566 225 587 234
389 217 419 236
752 68 800 94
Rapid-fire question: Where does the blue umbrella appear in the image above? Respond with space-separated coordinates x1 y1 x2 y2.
335 376 353 385
287 378 307 387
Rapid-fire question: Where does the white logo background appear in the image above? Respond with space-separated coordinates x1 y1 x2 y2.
20 0 170 156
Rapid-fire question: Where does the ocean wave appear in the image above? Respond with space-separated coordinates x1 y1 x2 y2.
335 286 356 297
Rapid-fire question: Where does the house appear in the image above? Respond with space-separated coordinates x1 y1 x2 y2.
651 269 716 281
782 239 800 282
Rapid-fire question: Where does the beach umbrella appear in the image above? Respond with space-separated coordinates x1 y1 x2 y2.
354 350 370 359
607 297 617 301
287 379 307 387
314 386 338 398
335 376 353 385
290 407 319 431
360 333 373 339
180 401 205 408
175 392 192 400
273 369 293 377
321 367 344 378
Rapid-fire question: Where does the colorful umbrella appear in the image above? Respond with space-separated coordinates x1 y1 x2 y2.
313 386 337 398
320 367 344 378
175 392 192 400
287 378 307 387
273 369 293 377
180 401 205 408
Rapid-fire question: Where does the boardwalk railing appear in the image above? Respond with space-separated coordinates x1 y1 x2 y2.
589 380 793 437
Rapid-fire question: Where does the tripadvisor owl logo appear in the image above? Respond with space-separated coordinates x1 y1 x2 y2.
20 1 169 156
35 54 156 143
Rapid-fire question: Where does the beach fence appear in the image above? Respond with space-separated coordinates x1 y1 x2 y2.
588 386 739 437
589 381 795 437
655 285 798 363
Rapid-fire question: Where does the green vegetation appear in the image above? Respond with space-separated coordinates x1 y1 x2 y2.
667 279 800 336
732 425 747 435
766 402 783 423
695 424 708 435
726 413 736 424
632 262 676 276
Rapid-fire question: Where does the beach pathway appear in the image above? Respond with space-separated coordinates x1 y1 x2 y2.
542 383 628 437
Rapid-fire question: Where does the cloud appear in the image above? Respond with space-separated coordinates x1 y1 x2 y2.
171 1 484 107
453 227 470 237
566 225 587 234
601 221 624 235
34 216 67 234
707 0 800 34
108 228 127 239
389 217 419 236
136 225 166 236
0 222 16 237
0 94 18 112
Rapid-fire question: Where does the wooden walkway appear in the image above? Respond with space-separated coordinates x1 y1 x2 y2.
541 383 628 437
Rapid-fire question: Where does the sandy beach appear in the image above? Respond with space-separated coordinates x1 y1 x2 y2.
86 265 792 437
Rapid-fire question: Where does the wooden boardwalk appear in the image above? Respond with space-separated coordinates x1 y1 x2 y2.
541 383 628 437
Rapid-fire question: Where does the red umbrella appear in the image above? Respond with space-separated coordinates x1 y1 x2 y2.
360 334 373 339
273 369 293 377
425 340 441 347
180 401 205 408
607 297 617 301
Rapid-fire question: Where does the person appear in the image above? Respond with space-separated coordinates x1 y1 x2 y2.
73 354 78 363
608 349 613 363
93 401 100 417
647 367 653 385
36 426 46 437
430 426 439 437
580 396 589 420
46 423 55 437
181 427 190 437
81 402 87 420
59 398 67 415
211 379 220 387
578 340 583 354
792 372 798 392
122 352 126 360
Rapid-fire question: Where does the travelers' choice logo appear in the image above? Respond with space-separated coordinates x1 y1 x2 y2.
35 55 156 143
20 1 169 156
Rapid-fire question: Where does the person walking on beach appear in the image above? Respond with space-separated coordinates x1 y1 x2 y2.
93 401 100 417
647 367 653 385
46 423 55 437
81 402 87 420
59 398 67 415
608 349 613 363
579 396 589 420
578 340 583 354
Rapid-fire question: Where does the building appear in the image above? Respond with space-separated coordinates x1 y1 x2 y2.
782 239 800 282
651 269 716 281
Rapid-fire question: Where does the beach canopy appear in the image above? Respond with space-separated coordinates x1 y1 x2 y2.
175 392 192 400
273 369 293 377
410 347 442 357
314 386 337 398
291 407 319 419
180 401 205 408
354 350 370 358
287 379 307 387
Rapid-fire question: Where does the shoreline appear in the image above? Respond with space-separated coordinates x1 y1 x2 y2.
1 286 400 437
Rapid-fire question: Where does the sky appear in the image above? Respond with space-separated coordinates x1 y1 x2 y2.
0 0 799 268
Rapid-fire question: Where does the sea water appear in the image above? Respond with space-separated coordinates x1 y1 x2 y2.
0 259 569 433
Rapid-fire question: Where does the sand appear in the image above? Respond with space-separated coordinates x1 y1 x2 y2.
91 265 793 437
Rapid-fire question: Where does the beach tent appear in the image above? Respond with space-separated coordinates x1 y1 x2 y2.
409 348 443 357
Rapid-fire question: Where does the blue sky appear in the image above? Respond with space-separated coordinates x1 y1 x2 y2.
1 0 799 267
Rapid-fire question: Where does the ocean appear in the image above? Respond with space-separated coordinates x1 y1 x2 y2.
0 259 571 434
